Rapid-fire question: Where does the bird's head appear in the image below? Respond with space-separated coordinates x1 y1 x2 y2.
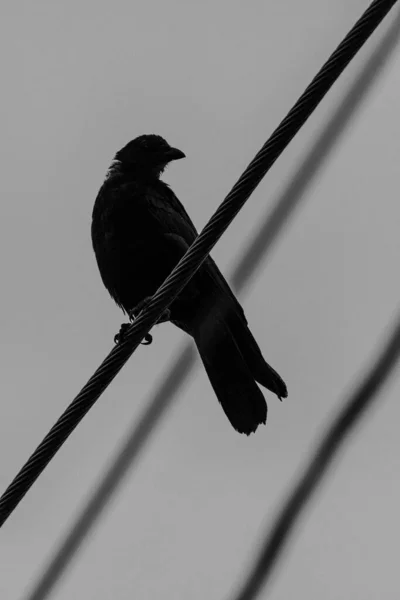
113 134 185 178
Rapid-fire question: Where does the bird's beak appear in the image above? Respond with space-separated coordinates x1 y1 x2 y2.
164 147 186 161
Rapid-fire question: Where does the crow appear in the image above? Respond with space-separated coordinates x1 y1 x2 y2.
91 134 287 434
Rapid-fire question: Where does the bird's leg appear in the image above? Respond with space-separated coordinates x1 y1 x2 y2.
114 320 153 346
114 297 172 346
114 298 153 346
127 298 153 345
114 322 136 345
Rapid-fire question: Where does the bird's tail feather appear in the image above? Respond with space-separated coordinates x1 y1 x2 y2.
193 317 267 435
226 312 288 400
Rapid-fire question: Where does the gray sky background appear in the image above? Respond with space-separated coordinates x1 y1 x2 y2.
1 1 400 598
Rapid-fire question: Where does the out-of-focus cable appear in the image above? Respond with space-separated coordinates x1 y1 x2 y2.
232 315 400 600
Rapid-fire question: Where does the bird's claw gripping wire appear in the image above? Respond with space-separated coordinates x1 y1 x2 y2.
114 297 171 345
114 323 152 346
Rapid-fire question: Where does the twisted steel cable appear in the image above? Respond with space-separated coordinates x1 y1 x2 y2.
23 11 400 596
0 0 397 528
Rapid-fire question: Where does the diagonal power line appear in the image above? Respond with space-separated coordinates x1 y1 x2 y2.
24 6 400 600
0 0 396 530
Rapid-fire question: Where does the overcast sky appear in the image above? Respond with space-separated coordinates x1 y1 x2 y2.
1 1 400 599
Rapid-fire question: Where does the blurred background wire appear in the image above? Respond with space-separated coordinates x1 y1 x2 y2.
232 314 400 600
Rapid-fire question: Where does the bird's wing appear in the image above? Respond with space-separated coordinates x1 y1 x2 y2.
153 187 246 322
121 181 247 322
145 183 199 245
163 188 247 321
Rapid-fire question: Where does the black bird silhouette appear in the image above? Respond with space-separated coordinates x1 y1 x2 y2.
91 134 287 434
